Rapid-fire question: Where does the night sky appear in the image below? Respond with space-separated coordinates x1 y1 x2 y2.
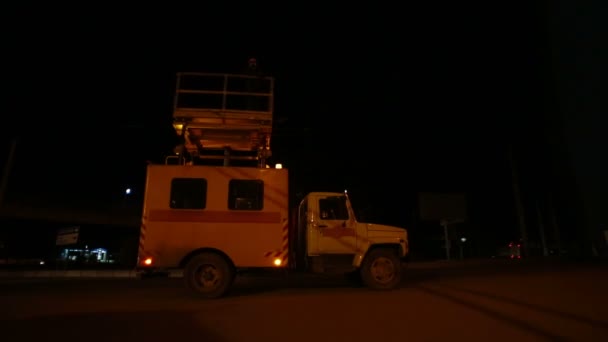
1 2 606 257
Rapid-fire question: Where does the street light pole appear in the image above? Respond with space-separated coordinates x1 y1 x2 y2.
508 144 529 257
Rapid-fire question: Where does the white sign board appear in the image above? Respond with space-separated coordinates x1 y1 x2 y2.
56 226 79 246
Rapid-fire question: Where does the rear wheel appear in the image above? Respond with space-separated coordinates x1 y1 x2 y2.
360 248 401 290
184 253 235 299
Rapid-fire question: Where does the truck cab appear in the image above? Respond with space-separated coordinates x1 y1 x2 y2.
293 191 409 290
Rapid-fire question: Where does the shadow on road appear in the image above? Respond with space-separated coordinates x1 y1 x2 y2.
224 258 608 298
414 285 571 341
433 284 608 330
2 258 606 300
0 310 228 342
400 258 608 287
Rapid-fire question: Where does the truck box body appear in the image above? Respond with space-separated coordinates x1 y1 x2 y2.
139 164 289 270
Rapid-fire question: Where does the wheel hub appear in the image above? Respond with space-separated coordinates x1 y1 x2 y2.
370 257 396 284
197 265 221 287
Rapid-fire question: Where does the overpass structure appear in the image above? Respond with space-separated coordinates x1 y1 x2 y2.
0 204 140 227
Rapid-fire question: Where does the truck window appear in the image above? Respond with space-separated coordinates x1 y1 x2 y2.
319 196 349 220
228 179 264 210
170 178 207 209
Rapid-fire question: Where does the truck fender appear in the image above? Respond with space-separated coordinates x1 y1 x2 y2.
353 252 366 268
353 243 403 268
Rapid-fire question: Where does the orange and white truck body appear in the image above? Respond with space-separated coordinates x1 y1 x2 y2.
135 71 409 297
137 162 410 272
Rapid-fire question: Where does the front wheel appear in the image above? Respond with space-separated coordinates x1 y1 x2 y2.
360 248 402 290
184 253 235 299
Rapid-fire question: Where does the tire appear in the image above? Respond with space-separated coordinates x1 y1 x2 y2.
184 253 235 299
360 248 402 290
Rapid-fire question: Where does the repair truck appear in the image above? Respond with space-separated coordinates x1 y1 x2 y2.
136 71 409 298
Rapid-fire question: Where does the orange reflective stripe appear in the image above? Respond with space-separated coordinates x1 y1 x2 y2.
148 210 281 223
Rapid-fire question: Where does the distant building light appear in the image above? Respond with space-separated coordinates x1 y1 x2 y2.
275 163 283 169
461 237 467 243
125 188 131 195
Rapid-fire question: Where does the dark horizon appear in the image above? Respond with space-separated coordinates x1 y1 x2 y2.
1 2 606 260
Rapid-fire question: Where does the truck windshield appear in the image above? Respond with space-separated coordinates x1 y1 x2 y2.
347 191 389 225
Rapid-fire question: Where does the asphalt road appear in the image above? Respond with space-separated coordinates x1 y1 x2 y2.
1 260 608 342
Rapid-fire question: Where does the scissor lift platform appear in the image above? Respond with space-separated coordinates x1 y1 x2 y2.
172 72 275 166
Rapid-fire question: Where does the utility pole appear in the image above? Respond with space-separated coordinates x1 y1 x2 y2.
441 219 451 261
536 200 549 256
547 195 562 256
508 144 529 257
0 138 17 208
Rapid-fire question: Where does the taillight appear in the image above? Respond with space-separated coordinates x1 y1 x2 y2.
141 257 153 266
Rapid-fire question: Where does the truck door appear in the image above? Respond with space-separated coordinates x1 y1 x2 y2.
310 195 357 254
